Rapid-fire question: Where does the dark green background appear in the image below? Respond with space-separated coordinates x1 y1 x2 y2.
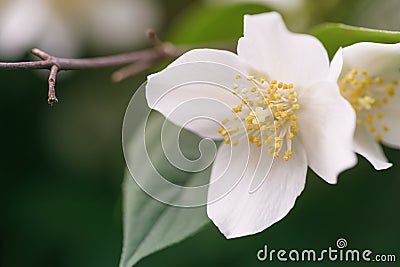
0 0 399 266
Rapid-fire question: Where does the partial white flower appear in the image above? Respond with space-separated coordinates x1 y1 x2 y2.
146 12 357 238
0 0 161 59
332 42 400 170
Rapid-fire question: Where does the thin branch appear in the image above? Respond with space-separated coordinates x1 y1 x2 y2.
0 30 185 105
112 60 155 82
0 47 181 70
110 29 170 82
32 48 50 60
48 65 59 105
0 60 55 70
146 29 163 48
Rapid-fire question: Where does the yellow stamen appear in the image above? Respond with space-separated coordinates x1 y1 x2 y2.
383 126 389 132
232 105 243 113
339 69 397 145
230 126 239 133
221 118 229 125
220 76 300 162
386 85 395 96
292 104 300 110
367 115 374 124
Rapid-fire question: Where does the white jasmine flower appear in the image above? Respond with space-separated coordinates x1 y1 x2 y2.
333 42 400 170
0 0 161 59
146 12 356 238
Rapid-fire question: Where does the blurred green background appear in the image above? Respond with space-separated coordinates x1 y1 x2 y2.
0 0 399 266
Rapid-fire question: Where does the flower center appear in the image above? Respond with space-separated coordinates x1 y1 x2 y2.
217 75 300 162
339 69 398 141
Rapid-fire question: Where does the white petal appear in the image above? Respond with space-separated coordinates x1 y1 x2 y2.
341 42 400 150
298 81 357 184
342 42 400 79
329 48 343 83
207 141 307 239
354 127 392 170
169 48 247 68
379 100 400 149
237 12 330 87
146 50 254 139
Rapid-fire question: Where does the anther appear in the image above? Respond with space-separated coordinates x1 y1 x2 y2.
376 77 384 84
221 118 229 125
383 126 389 132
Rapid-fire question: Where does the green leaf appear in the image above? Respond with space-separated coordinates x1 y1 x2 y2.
119 109 213 267
311 23 400 59
167 3 271 45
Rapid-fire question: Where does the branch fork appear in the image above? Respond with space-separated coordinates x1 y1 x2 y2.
29 49 59 105
0 30 183 105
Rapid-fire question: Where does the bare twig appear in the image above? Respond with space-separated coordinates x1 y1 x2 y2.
32 48 50 60
0 30 184 105
146 29 163 48
112 60 155 82
48 65 59 105
0 47 181 70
